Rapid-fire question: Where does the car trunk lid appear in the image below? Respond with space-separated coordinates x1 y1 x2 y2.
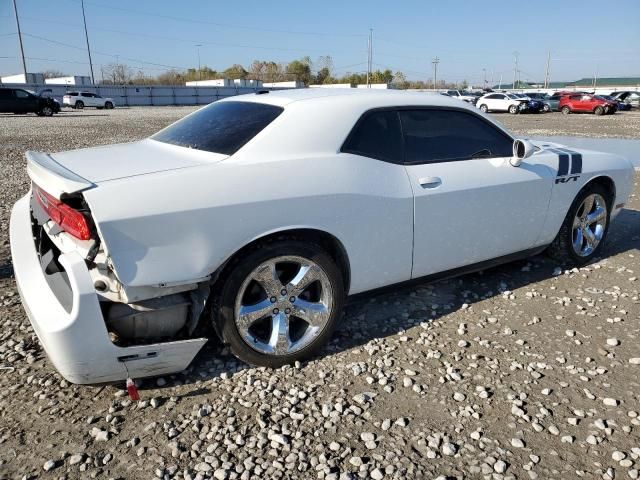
27 139 228 198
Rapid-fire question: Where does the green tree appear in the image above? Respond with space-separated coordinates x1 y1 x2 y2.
223 64 248 79
287 57 312 85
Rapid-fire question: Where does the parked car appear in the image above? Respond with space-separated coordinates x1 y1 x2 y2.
542 92 566 112
610 91 640 108
559 93 616 115
36 88 61 113
476 92 528 113
445 90 478 104
10 89 635 384
511 93 544 113
0 87 59 116
63 91 115 110
524 92 554 112
598 95 632 112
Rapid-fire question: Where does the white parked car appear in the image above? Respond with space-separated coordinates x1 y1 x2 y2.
445 90 478 103
63 91 115 110
10 89 635 384
476 92 528 114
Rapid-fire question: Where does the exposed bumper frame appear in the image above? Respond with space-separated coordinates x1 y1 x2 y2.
10 194 207 384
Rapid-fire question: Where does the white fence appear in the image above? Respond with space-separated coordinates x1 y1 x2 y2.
1 83 288 106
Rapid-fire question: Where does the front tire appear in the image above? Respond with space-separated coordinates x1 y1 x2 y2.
479 104 488 113
105 101 114 109
543 104 551 112
213 240 345 367
594 106 604 116
508 104 518 114
547 184 611 265
39 106 53 117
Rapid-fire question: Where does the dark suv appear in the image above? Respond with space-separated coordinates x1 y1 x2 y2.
0 87 59 116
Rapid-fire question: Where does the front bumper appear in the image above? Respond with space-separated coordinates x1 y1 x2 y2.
10 194 207 384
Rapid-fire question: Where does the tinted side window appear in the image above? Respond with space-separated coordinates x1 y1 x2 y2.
152 101 283 155
0 89 12 99
15 90 29 99
486 94 500 99
399 109 513 164
341 110 403 163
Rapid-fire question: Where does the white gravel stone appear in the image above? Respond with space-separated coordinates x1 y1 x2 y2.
511 438 525 448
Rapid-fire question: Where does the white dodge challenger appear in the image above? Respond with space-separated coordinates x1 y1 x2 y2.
10 89 635 384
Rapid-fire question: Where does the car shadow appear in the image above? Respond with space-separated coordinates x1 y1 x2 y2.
134 208 640 395
0 261 13 280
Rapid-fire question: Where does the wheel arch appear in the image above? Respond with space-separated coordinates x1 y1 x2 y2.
211 228 352 295
583 175 616 208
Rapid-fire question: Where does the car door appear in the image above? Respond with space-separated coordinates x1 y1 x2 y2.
14 89 38 113
0 89 13 112
400 108 554 278
493 93 508 111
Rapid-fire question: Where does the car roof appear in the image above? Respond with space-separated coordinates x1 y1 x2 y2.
220 87 470 110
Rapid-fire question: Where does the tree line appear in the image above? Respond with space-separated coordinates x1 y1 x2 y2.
56 56 467 89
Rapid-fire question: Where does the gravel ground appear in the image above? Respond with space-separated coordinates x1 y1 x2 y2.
1 107 639 480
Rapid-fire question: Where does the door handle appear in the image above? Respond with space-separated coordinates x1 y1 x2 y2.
419 176 442 189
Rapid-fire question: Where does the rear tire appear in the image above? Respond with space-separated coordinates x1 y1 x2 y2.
75 101 84 110
561 106 571 115
212 240 345 367
594 106 604 116
547 183 611 265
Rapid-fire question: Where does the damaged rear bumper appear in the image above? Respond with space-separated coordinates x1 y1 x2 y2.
9 193 207 384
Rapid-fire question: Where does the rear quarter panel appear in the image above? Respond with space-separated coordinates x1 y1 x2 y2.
83 153 414 295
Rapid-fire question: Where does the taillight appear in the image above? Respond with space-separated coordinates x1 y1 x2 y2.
33 185 92 240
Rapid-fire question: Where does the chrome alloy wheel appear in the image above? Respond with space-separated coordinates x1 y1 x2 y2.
234 256 333 355
572 193 607 257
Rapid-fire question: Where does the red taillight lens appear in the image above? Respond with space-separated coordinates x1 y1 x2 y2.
34 185 92 240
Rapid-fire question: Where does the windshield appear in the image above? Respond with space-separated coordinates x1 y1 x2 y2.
152 101 284 155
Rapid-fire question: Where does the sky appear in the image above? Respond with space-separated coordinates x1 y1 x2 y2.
1 0 639 85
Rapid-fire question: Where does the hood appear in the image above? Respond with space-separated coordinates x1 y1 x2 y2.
47 139 228 184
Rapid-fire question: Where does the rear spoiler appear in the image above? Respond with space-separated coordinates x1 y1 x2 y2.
26 150 95 199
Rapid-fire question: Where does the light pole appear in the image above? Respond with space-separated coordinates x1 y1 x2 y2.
81 0 95 84
12 0 27 79
195 44 202 81
432 56 440 90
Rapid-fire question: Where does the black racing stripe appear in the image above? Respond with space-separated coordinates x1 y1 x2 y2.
556 147 583 174
555 151 569 176
570 153 582 174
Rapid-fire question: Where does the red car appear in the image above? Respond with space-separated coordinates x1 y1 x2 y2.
559 93 616 115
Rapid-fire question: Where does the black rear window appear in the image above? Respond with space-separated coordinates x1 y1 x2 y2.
152 101 283 155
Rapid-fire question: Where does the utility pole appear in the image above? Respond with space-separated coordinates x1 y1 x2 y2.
512 51 519 89
195 44 202 81
366 29 373 87
544 50 551 89
12 0 27 80
483 68 487 89
593 70 598 89
81 0 95 84
498 74 502 90
432 56 440 90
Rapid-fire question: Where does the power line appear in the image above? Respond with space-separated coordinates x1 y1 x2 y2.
65 0 366 38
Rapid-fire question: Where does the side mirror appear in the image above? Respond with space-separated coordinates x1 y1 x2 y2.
511 139 535 166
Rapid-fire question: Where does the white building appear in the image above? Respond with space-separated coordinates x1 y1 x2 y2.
309 83 353 89
1 73 45 84
261 81 304 89
186 79 230 87
356 83 390 89
45 76 92 86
